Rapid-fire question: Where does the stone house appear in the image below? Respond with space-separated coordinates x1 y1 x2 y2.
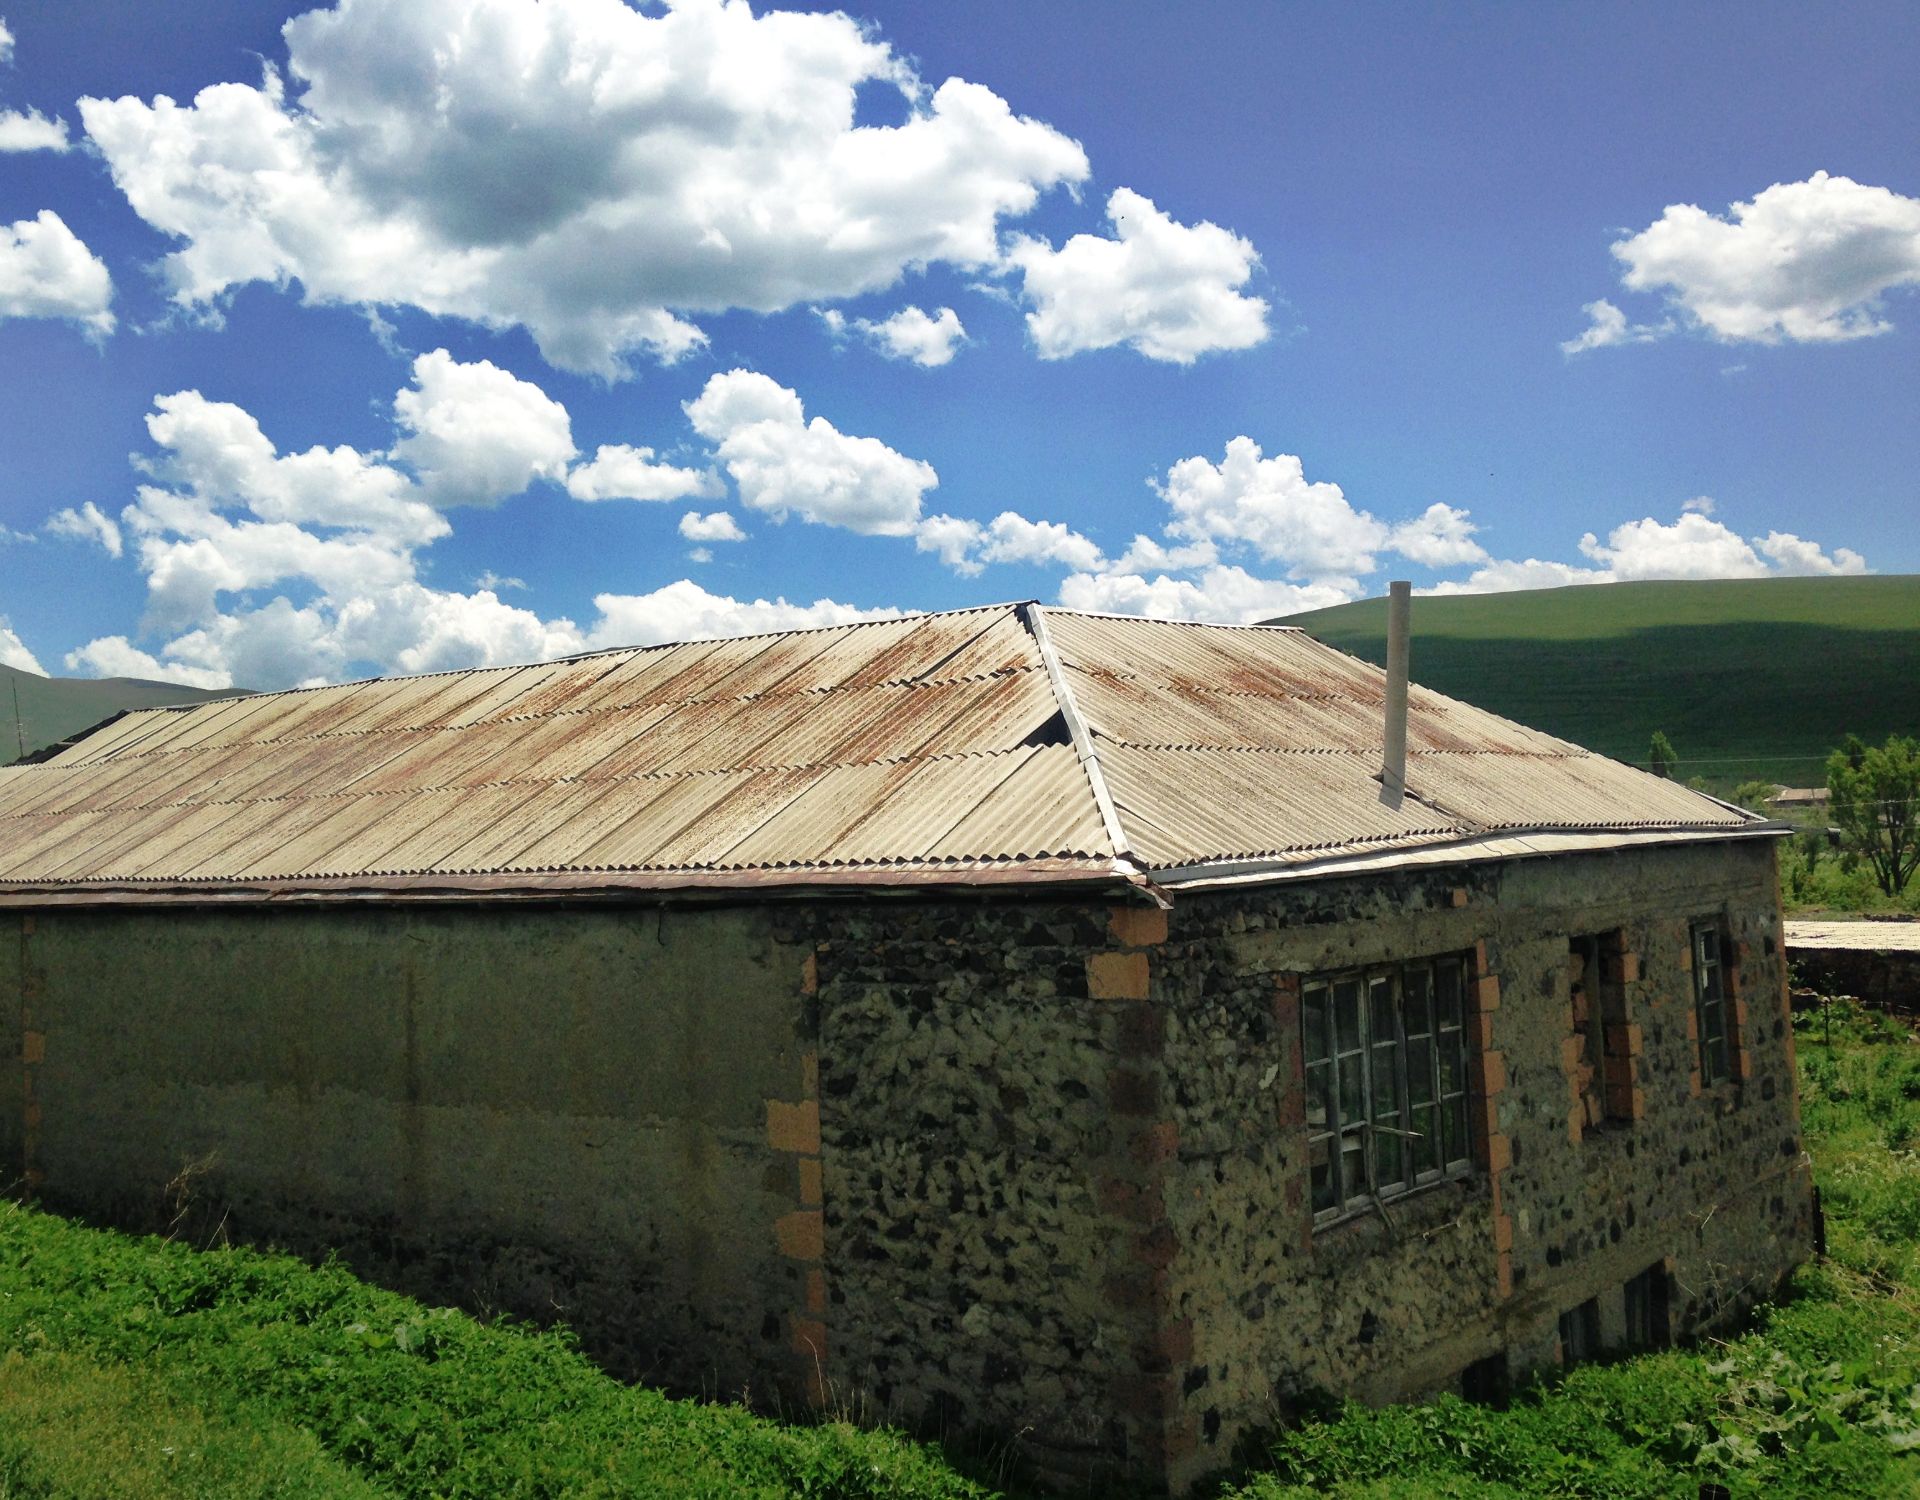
0 602 1812 1494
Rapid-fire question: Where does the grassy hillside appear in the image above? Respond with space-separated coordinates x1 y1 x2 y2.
2 1001 1916 1499
1276 576 1920 786
1 663 244 764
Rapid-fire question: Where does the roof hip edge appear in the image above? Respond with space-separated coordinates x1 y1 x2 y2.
1021 603 1133 861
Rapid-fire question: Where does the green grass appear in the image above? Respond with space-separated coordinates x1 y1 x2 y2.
1 664 243 764
0 1207 997 1499
1277 576 1920 785
1 1000 1915 1499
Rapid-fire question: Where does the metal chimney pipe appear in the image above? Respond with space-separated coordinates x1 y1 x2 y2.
1381 580 1411 806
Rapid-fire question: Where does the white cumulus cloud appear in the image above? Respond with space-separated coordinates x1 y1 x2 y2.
1006 188 1268 362
826 304 968 366
1159 436 1384 584
0 621 45 675
914 510 1103 576
78 0 1088 378
585 579 901 649
685 369 937 537
1570 172 1920 349
1559 298 1670 354
1387 503 1487 568
0 108 69 152
0 210 114 334
678 510 745 542
1057 565 1348 624
390 349 576 507
566 444 722 503
60 379 912 691
44 501 122 557
1428 508 1870 594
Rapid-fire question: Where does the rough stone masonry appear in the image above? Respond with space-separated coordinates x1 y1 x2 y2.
2 838 1811 1495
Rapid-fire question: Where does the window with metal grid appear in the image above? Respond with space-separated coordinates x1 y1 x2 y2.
1302 954 1473 1220
1692 922 1732 1086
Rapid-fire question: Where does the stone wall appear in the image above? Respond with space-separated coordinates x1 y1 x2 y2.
1139 839 1813 1491
1 836 1814 1497
801 899 1158 1484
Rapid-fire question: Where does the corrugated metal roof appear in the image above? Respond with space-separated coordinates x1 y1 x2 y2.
0 603 1763 897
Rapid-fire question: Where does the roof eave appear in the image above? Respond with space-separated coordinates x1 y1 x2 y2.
1147 821 1790 891
0 856 1150 909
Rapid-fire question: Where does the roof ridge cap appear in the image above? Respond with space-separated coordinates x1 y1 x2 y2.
1021 604 1133 862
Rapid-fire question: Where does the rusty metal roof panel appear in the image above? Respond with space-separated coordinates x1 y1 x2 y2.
834 751 1037 863
1099 745 1463 867
45 708 179 765
751 613 934 693
425 780 610 873
1406 751 1749 830
571 770 767 869
566 639 727 714
0 810 121 880
924 746 1110 860
0 605 1764 894
14 805 157 881
0 764 105 819
498 777 673 872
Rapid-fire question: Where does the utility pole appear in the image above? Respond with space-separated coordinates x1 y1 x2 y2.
9 675 25 762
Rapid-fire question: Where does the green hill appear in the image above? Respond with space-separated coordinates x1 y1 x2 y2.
1275 575 1920 786
2 664 245 764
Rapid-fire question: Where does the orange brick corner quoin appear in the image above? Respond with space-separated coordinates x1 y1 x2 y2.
1088 950 1152 1001
1471 943 1517 1300
767 949 828 1408
1108 905 1170 949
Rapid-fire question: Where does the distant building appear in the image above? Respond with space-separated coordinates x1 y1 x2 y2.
1769 787 1830 808
0 604 1813 1495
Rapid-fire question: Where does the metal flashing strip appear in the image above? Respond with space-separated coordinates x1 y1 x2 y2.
1021 602 1133 862
0 856 1139 908
1150 822 1790 890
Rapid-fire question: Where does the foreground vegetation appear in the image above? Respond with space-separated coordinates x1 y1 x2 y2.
0 999 1915 1499
1279 575 1920 785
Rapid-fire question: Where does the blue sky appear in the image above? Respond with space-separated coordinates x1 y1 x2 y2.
0 0 1915 688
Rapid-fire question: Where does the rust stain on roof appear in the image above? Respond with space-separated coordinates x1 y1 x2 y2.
0 604 1761 896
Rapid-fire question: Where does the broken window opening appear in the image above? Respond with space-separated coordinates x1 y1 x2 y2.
1623 1263 1672 1351
1303 953 1472 1221
1557 1297 1601 1365
1569 930 1633 1131
1692 922 1733 1087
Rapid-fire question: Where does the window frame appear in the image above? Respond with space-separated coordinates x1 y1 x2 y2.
1301 952 1474 1223
1691 921 1732 1087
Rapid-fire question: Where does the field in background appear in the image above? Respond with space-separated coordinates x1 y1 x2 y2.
1 663 242 764
1277 576 1920 788
1 1000 1915 1499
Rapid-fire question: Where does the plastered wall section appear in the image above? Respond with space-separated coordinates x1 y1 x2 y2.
1152 839 1814 1492
8 902 823 1399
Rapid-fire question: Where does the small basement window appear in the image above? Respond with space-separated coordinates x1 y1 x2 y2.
1302 954 1472 1220
1558 1297 1601 1366
1692 922 1733 1087
1624 1264 1671 1351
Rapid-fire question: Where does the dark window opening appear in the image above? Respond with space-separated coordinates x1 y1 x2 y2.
1460 1351 1509 1407
1558 1297 1601 1365
1303 954 1472 1220
1624 1264 1671 1351
1569 930 1632 1129
1692 922 1733 1086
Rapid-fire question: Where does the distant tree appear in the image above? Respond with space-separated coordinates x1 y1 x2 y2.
1732 779 1780 810
1648 731 1677 779
1826 733 1920 897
